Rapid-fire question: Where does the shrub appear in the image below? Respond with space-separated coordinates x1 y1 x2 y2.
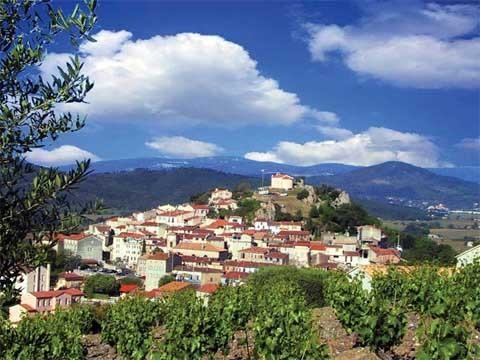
296 189 309 200
102 296 164 359
84 274 120 297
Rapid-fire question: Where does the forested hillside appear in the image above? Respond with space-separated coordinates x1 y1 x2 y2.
73 168 260 211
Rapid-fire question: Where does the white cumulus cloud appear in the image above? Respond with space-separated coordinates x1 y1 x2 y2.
245 127 448 167
41 30 336 127
306 3 480 88
145 136 223 158
25 145 100 166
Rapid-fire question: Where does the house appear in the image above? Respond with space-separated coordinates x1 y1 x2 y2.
222 271 250 286
226 233 253 260
368 246 401 264
173 266 224 285
254 219 270 231
223 260 277 273
9 288 84 323
211 198 238 211
192 204 210 217
145 281 192 298
277 242 311 267
173 242 229 260
196 283 219 303
55 272 84 290
112 232 145 268
276 221 303 232
156 210 192 227
456 244 480 267
276 230 310 242
357 225 382 244
179 255 215 268
238 247 288 265
62 233 103 263
140 253 179 291
270 173 294 190
14 265 51 296
119 284 139 296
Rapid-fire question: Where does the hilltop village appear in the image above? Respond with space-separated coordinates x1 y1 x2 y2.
9 173 479 323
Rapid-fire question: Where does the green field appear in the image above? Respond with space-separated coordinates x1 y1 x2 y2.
383 219 479 253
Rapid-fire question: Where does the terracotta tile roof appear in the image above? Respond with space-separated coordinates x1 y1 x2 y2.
266 251 288 259
141 221 160 226
272 173 294 180
180 255 214 264
223 271 250 280
58 272 84 281
197 283 219 294
239 247 270 254
94 225 111 232
116 232 144 239
20 304 37 312
206 219 229 229
63 288 84 296
31 288 83 298
56 233 88 241
370 246 400 256
309 243 327 251
145 253 170 261
174 242 224 252
157 281 192 293
193 204 210 210
277 230 310 236
119 284 139 294
343 251 360 257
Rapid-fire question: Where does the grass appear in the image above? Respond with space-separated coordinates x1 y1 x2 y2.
89 293 110 300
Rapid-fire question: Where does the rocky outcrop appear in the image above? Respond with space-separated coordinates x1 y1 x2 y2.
332 191 351 208
255 200 276 220
302 185 318 205
83 334 121 360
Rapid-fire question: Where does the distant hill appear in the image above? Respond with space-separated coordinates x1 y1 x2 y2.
309 161 479 210
60 156 359 177
73 167 260 212
60 156 479 183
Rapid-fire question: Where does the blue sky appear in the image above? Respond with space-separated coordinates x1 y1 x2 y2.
27 0 480 168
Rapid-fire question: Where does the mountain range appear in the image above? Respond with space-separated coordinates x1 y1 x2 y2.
67 159 479 216
308 161 479 210
60 156 480 183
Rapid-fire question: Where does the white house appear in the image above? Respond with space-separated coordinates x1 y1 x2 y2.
156 210 192 226
112 232 144 268
14 265 51 296
140 253 177 291
62 234 103 263
270 173 294 190
456 244 480 267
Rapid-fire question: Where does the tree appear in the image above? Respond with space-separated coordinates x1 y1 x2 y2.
0 0 97 293
158 274 176 287
84 274 120 297
296 189 309 200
